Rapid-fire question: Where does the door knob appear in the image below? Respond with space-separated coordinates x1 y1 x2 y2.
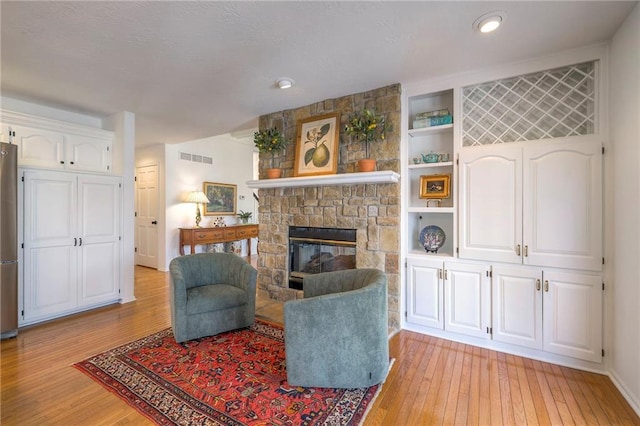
151 220 158 225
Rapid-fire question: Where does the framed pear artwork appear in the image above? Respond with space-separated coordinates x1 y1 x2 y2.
294 113 340 177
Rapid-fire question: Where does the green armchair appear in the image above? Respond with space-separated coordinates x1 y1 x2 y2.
284 268 389 388
169 253 257 343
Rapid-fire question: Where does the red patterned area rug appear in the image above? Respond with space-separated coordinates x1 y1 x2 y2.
74 320 381 425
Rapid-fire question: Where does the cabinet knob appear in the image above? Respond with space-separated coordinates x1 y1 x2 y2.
516 244 521 256
544 280 549 292
60 161 65 164
151 220 157 225
536 279 541 291
524 245 529 257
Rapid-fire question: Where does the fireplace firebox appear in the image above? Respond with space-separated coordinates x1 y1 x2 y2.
289 226 356 290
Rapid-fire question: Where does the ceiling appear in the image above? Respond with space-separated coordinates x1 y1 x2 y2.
1 1 636 148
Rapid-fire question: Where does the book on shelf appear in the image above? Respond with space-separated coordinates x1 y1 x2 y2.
414 108 450 120
413 114 453 129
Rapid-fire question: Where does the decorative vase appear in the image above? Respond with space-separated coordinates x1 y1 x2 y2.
266 168 282 179
358 159 376 172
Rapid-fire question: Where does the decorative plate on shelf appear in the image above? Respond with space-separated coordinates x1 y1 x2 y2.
419 225 446 253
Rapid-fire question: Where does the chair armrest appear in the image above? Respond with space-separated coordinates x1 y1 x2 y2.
303 269 385 298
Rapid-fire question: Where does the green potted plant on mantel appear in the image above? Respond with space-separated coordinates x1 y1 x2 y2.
344 108 392 172
254 127 289 179
237 210 252 224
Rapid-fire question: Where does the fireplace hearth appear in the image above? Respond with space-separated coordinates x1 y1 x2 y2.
288 226 356 290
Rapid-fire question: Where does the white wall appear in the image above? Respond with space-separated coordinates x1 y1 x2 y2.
610 2 640 415
159 133 256 271
104 111 136 303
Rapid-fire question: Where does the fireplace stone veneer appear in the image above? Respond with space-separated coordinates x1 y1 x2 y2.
255 83 401 333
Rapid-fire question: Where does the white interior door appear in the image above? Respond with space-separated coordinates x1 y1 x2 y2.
135 164 158 268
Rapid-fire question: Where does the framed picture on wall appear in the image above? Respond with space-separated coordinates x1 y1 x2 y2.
294 113 340 177
203 182 237 215
419 174 451 199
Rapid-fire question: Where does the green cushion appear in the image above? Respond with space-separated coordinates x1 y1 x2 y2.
187 284 247 314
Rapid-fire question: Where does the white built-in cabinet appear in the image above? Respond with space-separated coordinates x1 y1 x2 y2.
402 65 604 367
407 258 490 339
459 136 602 271
492 265 602 363
1 110 112 173
21 169 121 324
1 110 120 325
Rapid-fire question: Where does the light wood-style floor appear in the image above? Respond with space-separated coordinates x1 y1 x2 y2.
1 262 638 425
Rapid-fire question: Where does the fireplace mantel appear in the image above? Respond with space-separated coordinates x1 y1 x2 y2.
246 170 400 189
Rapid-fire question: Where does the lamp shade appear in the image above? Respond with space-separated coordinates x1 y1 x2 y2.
185 191 210 204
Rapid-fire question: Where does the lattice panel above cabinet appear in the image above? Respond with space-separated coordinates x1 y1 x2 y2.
462 62 595 147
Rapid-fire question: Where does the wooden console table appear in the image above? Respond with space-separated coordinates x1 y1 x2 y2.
179 224 259 256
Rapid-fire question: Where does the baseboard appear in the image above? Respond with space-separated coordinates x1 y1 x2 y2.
609 369 640 417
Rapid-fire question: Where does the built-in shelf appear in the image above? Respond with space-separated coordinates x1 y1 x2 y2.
408 161 454 169
246 170 400 189
408 206 455 213
408 123 453 137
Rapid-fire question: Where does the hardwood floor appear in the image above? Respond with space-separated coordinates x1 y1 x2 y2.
1 263 638 425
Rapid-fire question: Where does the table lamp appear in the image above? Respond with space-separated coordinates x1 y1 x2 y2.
185 191 210 227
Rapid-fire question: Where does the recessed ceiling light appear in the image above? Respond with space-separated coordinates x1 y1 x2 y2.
276 78 294 89
473 11 505 33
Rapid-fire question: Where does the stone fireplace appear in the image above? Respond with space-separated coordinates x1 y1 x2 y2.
255 84 401 332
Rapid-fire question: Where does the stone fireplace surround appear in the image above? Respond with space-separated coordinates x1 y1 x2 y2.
255 84 401 332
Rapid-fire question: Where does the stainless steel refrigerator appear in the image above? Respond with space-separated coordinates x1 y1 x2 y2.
1 142 18 339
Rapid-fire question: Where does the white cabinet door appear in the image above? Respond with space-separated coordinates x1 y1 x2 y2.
65 135 111 173
77 175 121 306
543 270 602 362
407 257 443 329
523 138 602 271
23 171 78 321
460 137 602 271
459 144 522 264
444 261 491 339
3 112 113 174
21 170 121 324
492 265 543 350
12 125 65 169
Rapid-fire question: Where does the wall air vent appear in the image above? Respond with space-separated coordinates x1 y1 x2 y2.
179 152 213 166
